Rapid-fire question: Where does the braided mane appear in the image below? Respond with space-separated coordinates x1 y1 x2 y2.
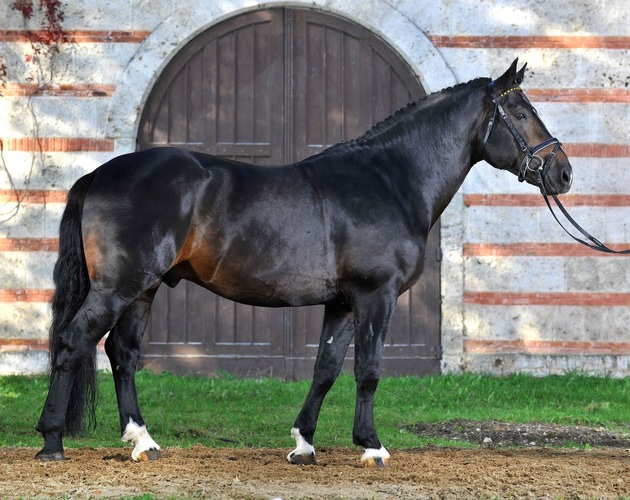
351 77 491 144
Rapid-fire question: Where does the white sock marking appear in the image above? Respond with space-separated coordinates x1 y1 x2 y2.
361 446 390 464
122 418 161 461
287 427 315 462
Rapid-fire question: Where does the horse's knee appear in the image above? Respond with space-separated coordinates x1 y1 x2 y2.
355 364 380 391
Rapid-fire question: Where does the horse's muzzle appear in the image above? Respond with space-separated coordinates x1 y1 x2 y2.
545 163 573 195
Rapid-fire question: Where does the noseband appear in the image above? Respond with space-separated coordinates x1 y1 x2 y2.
481 81 630 255
481 81 562 188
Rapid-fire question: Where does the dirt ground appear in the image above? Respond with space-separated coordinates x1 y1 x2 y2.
2 422 630 499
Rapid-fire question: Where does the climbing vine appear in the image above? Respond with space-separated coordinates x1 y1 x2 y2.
0 0 69 221
11 0 69 62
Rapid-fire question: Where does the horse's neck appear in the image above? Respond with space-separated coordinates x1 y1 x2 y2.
366 86 487 227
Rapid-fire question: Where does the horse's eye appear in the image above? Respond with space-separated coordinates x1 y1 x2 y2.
515 112 527 121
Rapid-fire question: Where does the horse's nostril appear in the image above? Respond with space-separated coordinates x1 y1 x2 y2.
562 167 572 185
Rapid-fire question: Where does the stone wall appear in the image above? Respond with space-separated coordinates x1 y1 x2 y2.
0 0 628 376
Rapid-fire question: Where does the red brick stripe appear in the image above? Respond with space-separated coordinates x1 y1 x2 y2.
3 140 625 156
464 194 630 207
465 339 630 355
1 138 114 152
464 243 630 257
4 32 628 49
1 83 115 97
0 339 49 352
0 238 59 252
464 292 630 306
0 338 105 352
2 85 628 102
0 191 626 208
0 30 150 43
527 88 630 103
428 35 630 49
0 189 67 203
564 143 630 157
0 289 54 302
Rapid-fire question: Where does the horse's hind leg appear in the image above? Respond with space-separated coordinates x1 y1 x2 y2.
36 289 133 460
288 303 354 465
105 289 160 461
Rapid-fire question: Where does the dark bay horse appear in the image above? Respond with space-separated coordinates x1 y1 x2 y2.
35 59 572 466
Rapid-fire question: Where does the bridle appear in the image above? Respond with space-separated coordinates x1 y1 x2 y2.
481 80 630 255
481 81 562 185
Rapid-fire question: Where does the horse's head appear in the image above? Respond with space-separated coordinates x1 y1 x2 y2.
481 59 573 195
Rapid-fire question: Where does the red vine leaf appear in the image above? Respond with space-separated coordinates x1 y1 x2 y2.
10 0 69 62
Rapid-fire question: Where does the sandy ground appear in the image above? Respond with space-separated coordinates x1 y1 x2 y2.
2 445 630 499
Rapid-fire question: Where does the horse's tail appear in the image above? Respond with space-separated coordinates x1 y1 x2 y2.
49 170 98 436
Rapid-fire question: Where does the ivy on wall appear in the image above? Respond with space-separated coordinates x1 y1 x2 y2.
11 0 69 62
0 0 69 221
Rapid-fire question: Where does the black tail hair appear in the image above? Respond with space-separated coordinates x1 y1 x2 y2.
48 170 98 436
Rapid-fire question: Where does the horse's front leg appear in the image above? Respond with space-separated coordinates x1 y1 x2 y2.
352 290 397 467
105 291 161 461
288 303 354 465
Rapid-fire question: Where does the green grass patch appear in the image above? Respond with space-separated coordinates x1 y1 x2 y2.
1 370 630 450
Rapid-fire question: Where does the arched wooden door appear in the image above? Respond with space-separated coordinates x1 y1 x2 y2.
137 8 441 378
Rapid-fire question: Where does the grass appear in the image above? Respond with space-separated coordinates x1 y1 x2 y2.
1 370 630 450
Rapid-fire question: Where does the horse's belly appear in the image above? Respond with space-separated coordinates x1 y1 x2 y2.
206 269 335 307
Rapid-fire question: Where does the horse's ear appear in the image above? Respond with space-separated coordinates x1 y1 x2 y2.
493 58 522 90
515 62 528 85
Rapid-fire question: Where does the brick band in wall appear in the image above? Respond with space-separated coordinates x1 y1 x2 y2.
0 339 49 352
0 290 54 302
0 238 59 252
4 85 629 102
428 35 630 49
0 190 67 203
1 83 116 97
0 339 105 352
464 243 630 257
464 193 630 207
3 141 626 156
1 138 114 152
0 30 151 43
465 291 630 306
526 89 630 103
4 31 629 48
465 339 630 355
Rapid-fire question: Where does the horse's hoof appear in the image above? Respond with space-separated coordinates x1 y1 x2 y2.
362 455 390 468
361 447 390 468
288 428 317 465
35 450 66 461
135 449 162 462
287 451 317 465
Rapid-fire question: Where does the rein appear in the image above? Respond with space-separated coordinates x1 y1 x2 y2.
482 81 630 255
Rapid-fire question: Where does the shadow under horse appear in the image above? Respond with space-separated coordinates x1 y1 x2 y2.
35 59 572 466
